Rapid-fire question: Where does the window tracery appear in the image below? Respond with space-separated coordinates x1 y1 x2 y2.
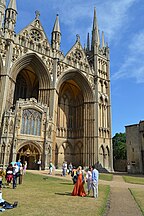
21 109 42 136
30 29 42 42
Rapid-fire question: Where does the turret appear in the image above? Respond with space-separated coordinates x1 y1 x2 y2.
51 14 61 51
0 0 6 28
4 0 17 33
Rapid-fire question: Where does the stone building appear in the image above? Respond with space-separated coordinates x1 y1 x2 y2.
0 0 113 171
126 121 144 174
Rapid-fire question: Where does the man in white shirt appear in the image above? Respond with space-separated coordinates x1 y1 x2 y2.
91 165 99 198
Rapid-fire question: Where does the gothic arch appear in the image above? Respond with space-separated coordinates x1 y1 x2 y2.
99 145 105 167
56 69 94 102
56 141 73 167
10 53 50 89
105 145 110 169
16 141 42 169
17 141 42 154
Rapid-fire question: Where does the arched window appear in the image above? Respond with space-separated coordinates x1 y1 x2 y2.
21 109 42 136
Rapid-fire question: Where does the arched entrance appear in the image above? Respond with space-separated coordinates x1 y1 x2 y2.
17 143 40 169
13 67 39 105
56 70 95 167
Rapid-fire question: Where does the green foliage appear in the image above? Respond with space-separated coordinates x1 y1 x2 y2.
112 132 127 160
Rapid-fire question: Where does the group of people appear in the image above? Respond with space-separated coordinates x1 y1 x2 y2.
71 165 99 198
0 160 27 189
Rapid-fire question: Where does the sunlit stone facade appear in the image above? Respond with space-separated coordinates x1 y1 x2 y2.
0 0 113 171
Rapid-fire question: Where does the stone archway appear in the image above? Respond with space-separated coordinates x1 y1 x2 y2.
55 70 95 167
99 145 105 168
56 142 73 168
105 146 110 169
17 143 41 170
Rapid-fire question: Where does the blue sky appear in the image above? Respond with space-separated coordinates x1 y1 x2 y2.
11 0 144 136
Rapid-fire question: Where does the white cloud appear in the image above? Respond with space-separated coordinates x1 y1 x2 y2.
50 0 137 43
112 31 144 83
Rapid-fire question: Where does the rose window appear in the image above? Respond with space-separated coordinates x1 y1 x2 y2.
30 29 42 42
74 50 82 60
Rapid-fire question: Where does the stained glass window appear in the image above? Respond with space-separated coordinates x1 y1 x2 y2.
21 109 42 136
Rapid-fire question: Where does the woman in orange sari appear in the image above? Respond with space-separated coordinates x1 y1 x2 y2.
72 166 86 197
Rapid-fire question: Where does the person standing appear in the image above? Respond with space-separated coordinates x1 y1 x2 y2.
91 165 99 198
19 164 23 184
5 164 13 186
71 166 86 197
68 162 73 175
49 161 53 175
12 163 19 189
86 166 92 195
37 159 41 171
62 161 67 176
23 161 27 175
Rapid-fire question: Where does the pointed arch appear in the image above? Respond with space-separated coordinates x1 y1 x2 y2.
56 141 73 167
10 53 50 89
99 145 105 167
105 145 110 169
17 141 42 169
57 69 94 102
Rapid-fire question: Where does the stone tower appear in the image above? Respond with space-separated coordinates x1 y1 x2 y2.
0 1 113 171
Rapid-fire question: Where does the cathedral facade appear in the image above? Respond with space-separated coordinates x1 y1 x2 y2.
0 0 113 171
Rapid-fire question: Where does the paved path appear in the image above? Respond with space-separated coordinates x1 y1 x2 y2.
27 170 144 216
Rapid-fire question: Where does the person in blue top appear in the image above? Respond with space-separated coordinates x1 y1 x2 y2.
91 165 99 198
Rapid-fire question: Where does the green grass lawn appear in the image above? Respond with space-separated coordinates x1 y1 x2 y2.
99 173 113 181
1 173 110 216
129 188 144 215
123 175 144 185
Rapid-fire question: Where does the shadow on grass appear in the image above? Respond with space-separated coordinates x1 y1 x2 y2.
43 177 49 180
60 182 73 185
55 192 72 196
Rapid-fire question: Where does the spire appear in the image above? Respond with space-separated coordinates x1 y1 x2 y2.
102 31 105 48
4 0 17 33
51 14 61 51
7 0 17 11
93 7 97 30
87 33 90 51
52 14 60 33
91 7 100 50
0 0 6 28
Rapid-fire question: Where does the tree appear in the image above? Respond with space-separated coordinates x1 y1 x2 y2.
112 132 127 160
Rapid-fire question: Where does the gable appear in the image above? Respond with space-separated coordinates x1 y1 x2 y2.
64 35 91 72
15 18 51 50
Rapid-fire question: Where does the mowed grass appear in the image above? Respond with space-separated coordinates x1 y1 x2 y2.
99 173 113 181
123 175 144 185
1 173 110 216
129 188 144 215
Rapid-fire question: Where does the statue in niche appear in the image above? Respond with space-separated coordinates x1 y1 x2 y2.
48 144 51 154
